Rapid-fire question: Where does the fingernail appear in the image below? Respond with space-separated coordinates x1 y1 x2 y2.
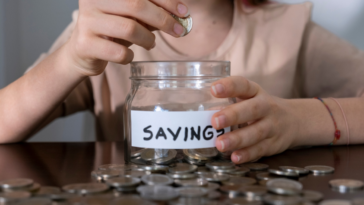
214 115 226 129
174 23 186 37
232 154 241 163
177 3 189 17
217 138 229 152
212 84 225 95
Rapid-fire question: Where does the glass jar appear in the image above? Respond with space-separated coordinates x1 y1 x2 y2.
124 61 234 165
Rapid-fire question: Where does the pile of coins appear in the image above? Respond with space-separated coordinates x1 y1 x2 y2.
2 162 364 204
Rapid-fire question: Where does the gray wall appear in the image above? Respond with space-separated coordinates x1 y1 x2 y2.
0 0 363 142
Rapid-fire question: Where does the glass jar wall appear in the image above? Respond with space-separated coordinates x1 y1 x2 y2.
124 61 234 165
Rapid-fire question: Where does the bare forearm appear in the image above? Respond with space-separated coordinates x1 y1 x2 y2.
0 45 86 143
290 97 364 147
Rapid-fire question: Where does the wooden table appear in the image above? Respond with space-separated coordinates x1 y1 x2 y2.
0 142 363 200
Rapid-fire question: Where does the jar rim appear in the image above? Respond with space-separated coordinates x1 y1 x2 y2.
130 61 230 80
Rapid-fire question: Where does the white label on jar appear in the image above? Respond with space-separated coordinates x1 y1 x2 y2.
131 110 230 149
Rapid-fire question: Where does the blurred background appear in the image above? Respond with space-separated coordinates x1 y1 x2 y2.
0 0 363 142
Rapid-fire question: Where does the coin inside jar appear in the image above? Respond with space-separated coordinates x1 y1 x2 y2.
171 14 193 37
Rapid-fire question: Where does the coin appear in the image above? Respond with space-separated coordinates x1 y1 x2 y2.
172 15 193 37
206 162 235 170
207 190 221 200
15 198 52 205
199 173 230 182
168 163 197 174
27 183 41 193
302 190 323 202
256 172 282 181
0 191 31 200
141 174 173 186
243 163 269 171
195 167 210 175
206 182 220 191
269 169 299 177
131 149 145 158
95 169 120 180
263 194 302 205
141 149 158 161
153 150 178 165
304 165 334 175
219 185 242 198
175 187 208 198
279 166 309 175
168 173 197 179
267 178 303 195
62 183 109 195
35 186 61 196
222 176 256 186
226 198 262 205
174 178 208 187
319 200 352 205
114 195 157 205
240 185 267 200
0 178 34 189
138 165 169 172
189 148 218 159
139 185 179 201
329 179 364 191
122 170 149 178
106 176 141 188
228 167 250 176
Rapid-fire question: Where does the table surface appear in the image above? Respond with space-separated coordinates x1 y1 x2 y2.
0 142 363 200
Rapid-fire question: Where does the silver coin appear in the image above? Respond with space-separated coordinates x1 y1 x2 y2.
168 173 197 179
219 185 242 198
84 195 114 205
114 195 157 205
302 190 323 202
243 163 269 171
319 200 352 205
172 15 193 36
256 172 282 181
263 194 302 205
106 176 141 188
95 169 120 180
329 179 364 191
138 185 179 201
153 150 177 165
304 165 335 175
267 179 303 195
15 198 52 205
206 162 235 170
228 167 250 176
35 186 61 196
62 183 109 195
279 166 309 175
352 198 364 205
122 170 149 178
174 178 208 187
141 174 173 186
206 182 220 191
269 169 299 177
0 178 34 189
48 193 74 201
0 191 31 200
176 187 208 198
168 163 197 174
138 165 169 172
189 148 218 159
27 182 41 193
131 149 145 158
199 173 230 182
207 190 221 200
91 171 102 182
141 149 158 161
225 197 262 205
195 167 210 175
98 164 137 171
222 176 256 186
240 185 267 200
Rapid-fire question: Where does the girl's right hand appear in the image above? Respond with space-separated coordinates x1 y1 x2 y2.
64 0 189 76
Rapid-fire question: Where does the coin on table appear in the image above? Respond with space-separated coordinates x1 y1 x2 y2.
228 167 250 176
172 15 193 37
304 165 335 175
27 182 41 193
199 173 230 183
106 176 140 188
243 163 269 171
35 186 61 197
302 190 323 202
141 174 173 186
138 185 179 201
225 197 262 205
188 148 218 159
62 183 109 195
256 172 282 181
266 178 303 195
138 165 169 172
222 176 256 186
269 169 299 177
95 169 120 180
168 173 197 179
280 166 309 175
352 198 364 205
329 179 364 191
206 162 235 170
220 185 242 198
319 200 352 205
0 191 31 200
240 185 267 200
122 170 149 178
114 195 157 205
195 166 210 175
207 190 221 200
168 163 197 174
263 194 302 205
175 187 208 198
0 178 34 189
174 178 208 187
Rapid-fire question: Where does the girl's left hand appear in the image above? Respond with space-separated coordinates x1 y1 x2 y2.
211 76 299 164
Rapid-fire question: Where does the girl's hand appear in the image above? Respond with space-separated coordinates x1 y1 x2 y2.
64 0 189 76
211 76 299 164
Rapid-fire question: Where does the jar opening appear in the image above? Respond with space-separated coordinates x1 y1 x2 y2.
130 61 230 80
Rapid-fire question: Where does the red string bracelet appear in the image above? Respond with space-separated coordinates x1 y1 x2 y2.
314 97 341 145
